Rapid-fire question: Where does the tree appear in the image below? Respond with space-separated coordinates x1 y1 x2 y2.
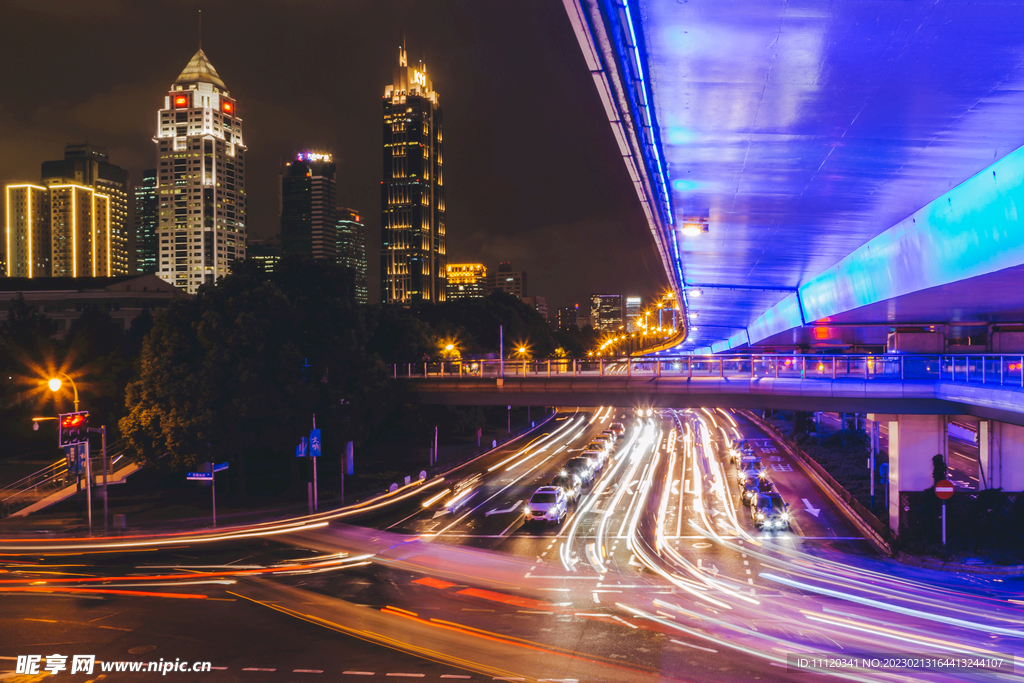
931 453 947 484
120 257 392 493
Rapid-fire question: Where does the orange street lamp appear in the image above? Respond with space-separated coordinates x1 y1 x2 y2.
48 373 79 412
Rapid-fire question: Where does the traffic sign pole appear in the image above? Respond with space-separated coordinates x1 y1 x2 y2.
84 441 92 535
934 479 954 546
212 464 217 528
942 503 946 546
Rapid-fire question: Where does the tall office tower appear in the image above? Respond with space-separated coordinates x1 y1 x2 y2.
41 143 129 274
446 263 486 300
281 152 337 260
4 185 50 277
134 169 158 273
154 48 247 293
486 261 528 297
591 293 623 331
337 208 369 305
625 296 642 331
247 236 283 274
381 44 446 304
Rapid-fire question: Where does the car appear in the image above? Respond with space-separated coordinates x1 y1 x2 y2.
600 429 617 443
736 456 766 483
585 440 608 454
550 471 582 501
593 435 612 449
740 473 774 506
524 486 569 524
610 422 625 436
750 492 791 530
564 456 596 484
581 449 606 468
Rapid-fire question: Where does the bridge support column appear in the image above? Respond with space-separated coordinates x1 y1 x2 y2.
989 422 1024 491
886 414 947 536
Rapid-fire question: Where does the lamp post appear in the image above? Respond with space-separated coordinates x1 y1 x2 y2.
49 374 91 534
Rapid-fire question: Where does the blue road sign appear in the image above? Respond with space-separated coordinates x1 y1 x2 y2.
296 437 307 458
310 429 321 458
64 444 85 474
186 472 212 481
879 463 889 483
213 462 229 473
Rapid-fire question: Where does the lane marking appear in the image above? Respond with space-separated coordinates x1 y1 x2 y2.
294 670 324 673
344 673 375 676
386 675 425 678
243 668 277 671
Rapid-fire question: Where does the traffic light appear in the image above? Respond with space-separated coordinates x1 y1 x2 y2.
59 411 89 446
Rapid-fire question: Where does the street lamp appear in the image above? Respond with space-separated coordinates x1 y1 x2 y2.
48 373 79 412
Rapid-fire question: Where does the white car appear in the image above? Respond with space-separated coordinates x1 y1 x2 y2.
524 486 569 524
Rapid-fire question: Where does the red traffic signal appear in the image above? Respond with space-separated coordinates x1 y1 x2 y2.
59 411 89 446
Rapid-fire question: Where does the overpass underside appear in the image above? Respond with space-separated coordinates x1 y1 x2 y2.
399 377 1024 428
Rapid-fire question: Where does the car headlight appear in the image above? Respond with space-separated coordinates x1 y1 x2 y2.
781 513 791 522
756 512 764 520
524 505 531 513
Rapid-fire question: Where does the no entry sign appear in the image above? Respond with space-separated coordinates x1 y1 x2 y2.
935 480 955 500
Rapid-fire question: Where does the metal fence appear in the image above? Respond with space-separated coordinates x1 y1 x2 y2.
392 354 1024 387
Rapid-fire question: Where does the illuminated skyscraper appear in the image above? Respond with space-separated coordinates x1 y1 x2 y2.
625 296 642 331
134 169 158 274
337 208 368 305
381 44 446 304
591 293 623 331
41 143 129 275
154 48 246 293
281 152 337 261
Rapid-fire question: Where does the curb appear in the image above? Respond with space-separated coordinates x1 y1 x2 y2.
739 410 893 556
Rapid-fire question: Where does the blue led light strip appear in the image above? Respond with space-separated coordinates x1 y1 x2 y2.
619 0 674 227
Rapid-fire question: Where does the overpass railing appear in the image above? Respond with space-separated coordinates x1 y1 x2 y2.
392 354 1024 387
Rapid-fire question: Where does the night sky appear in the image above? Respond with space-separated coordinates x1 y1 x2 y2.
0 0 667 309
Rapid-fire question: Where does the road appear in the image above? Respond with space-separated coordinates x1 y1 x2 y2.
1 407 1021 682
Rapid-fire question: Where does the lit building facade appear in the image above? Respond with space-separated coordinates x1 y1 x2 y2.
281 152 337 261
381 44 446 304
135 169 158 274
521 295 548 321
446 263 486 300
154 49 246 293
4 182 115 278
247 236 283 274
591 293 623 331
337 207 369 305
556 304 581 330
4 185 50 277
41 144 129 276
625 296 642 331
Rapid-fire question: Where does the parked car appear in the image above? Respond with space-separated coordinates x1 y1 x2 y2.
524 486 569 524
551 471 583 501
750 492 791 530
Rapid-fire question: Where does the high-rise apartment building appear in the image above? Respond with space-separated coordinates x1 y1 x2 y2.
521 295 548 321
556 304 580 330
41 144 129 275
446 263 487 300
381 44 446 304
134 169 158 274
247 236 283 274
486 262 528 297
591 293 623 331
5 181 117 278
4 185 50 277
625 296 642 331
154 49 246 293
281 152 337 261
337 207 368 305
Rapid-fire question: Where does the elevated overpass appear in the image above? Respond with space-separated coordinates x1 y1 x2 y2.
563 0 1024 355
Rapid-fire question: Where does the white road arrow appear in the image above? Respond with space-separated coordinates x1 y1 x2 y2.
485 500 523 517
671 479 680 496
802 498 821 517
626 480 638 495
707 564 720 577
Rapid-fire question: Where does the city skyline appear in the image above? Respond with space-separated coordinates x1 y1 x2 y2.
0 1 666 308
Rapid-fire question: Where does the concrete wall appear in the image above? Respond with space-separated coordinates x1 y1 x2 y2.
992 421 1024 491
991 331 1024 353
887 331 944 353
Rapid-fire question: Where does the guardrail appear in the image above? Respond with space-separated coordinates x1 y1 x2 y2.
391 353 1024 387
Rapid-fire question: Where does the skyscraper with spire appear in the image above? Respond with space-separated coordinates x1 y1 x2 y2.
381 43 446 304
153 48 246 292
